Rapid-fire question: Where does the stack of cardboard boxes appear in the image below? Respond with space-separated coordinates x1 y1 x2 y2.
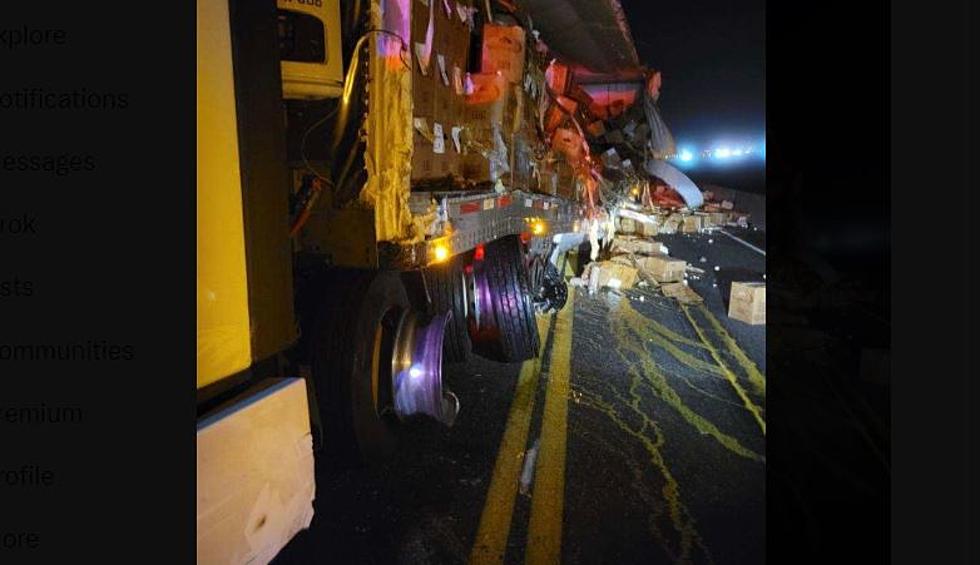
411 0 474 186
411 3 562 195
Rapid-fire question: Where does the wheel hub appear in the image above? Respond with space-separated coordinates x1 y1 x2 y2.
390 311 459 426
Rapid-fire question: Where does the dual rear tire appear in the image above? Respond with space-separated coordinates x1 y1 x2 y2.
309 236 542 463
426 256 473 364
427 236 541 364
482 236 541 362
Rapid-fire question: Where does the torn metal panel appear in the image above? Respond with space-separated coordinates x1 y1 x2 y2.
521 0 640 74
644 159 704 209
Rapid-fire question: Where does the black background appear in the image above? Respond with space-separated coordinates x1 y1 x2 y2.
1 2 196 562
1 1 976 563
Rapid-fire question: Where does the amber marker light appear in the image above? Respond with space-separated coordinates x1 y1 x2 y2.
430 239 451 264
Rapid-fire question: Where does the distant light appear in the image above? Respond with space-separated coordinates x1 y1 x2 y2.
673 138 764 168
409 365 423 379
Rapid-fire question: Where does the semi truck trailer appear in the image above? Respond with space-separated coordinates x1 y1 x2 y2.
197 0 650 561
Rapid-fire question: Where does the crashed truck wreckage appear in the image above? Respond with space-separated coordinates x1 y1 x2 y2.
493 0 706 220
342 0 708 252
194 1 740 562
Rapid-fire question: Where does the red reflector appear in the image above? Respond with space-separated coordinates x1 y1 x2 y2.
460 202 481 214
474 244 485 261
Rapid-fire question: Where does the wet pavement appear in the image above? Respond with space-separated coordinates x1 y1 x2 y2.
276 230 767 565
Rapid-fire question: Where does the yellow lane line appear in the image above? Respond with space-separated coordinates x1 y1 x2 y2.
681 305 766 435
696 305 766 396
470 314 553 565
526 286 576 565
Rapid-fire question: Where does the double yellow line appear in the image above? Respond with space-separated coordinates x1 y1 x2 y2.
682 304 766 435
470 287 577 565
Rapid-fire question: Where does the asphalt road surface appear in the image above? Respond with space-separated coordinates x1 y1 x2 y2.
276 230 766 565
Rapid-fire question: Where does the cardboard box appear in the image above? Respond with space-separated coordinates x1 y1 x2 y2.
634 254 687 283
610 236 662 256
728 282 766 325
662 282 704 305
638 215 662 237
618 217 636 235
681 215 703 233
552 127 585 167
545 60 571 94
412 136 436 181
414 55 437 117
706 212 730 226
462 151 492 185
659 214 682 234
555 158 576 200
465 73 511 124
481 24 526 83
536 168 558 196
589 260 639 290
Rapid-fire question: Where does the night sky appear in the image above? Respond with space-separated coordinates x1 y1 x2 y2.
619 0 765 149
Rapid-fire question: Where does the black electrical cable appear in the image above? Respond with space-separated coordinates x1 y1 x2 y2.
298 28 412 185
299 103 340 186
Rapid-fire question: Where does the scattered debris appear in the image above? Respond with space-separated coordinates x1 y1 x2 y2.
618 217 636 234
660 214 683 234
610 236 661 256
662 282 704 305
519 439 541 496
633 254 687 283
681 215 703 233
584 259 639 290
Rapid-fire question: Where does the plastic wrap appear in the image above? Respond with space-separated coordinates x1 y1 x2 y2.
362 0 421 243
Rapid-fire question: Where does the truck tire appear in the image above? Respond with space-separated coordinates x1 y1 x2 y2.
485 236 541 362
426 257 472 364
311 270 407 463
